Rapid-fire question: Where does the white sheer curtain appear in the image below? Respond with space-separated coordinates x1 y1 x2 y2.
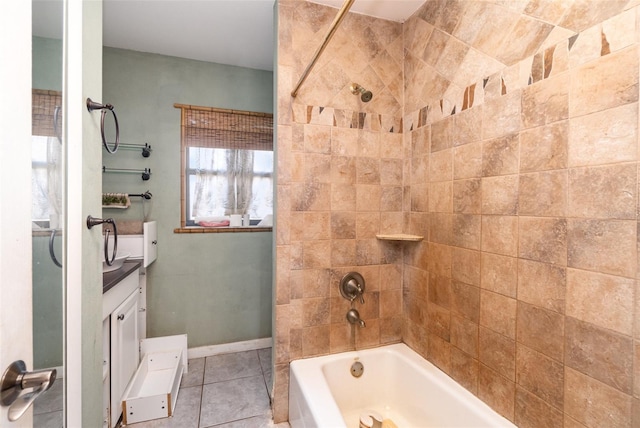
191 148 255 218
32 136 62 227
225 149 254 215
47 136 62 228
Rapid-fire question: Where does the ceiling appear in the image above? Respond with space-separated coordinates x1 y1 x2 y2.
33 0 425 72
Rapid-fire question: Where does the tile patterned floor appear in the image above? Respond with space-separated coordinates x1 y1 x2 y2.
33 348 289 428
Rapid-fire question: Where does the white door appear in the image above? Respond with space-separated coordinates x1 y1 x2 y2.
1 0 104 426
0 1 38 426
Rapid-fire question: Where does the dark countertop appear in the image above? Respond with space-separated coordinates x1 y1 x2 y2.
103 260 142 294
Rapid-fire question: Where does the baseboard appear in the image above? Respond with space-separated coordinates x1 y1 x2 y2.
187 337 273 359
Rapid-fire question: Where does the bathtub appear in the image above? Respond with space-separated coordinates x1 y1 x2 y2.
289 343 515 428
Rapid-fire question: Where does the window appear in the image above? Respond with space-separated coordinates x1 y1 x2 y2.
32 89 63 228
176 104 273 228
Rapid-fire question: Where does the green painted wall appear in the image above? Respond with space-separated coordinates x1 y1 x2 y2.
32 36 64 369
32 36 62 91
102 48 273 347
32 234 63 368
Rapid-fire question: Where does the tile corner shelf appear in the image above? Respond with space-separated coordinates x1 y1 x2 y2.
376 234 424 242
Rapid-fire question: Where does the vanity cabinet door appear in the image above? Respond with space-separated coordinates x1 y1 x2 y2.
110 288 139 427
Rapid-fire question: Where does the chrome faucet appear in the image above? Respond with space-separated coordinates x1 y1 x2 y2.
346 308 366 328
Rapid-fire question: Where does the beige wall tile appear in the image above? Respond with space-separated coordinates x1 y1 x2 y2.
518 217 568 266
356 157 381 185
517 302 565 362
522 73 569 129
560 0 629 32
453 107 482 147
302 240 331 269
481 175 519 215
482 134 520 177
450 346 479 394
302 269 331 298
566 268 634 335
453 178 481 214
479 326 516 381
519 170 567 217
482 215 519 257
451 314 479 358
602 8 637 53
568 163 637 220
571 42 638 119
452 213 481 250
430 148 453 182
451 247 481 287
516 344 564 410
330 156 356 184
565 367 633 428
428 332 451 374
410 183 429 212
515 387 564 428
380 186 403 211
481 253 517 298
356 184 382 212
331 212 356 240
302 324 330 356
427 302 451 341
331 183 356 211
520 121 568 173
429 181 453 212
431 115 453 152
480 290 517 339
451 280 480 323
518 259 566 314
428 272 451 309
565 316 633 394
568 102 638 167
567 219 637 278
304 124 332 153
380 158 403 185
454 141 482 179
411 154 429 184
496 15 554 66
429 212 453 245
482 91 522 140
303 212 331 240
478 364 516 422
302 298 330 327
331 239 356 267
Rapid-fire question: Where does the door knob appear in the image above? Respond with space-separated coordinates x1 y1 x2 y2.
1 360 56 421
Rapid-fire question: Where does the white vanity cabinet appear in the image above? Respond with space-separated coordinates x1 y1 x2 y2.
111 287 140 425
103 265 141 428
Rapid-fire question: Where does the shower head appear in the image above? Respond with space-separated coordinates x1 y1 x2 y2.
350 83 373 102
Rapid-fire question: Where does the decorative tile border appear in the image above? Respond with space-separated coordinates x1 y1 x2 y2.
287 6 635 137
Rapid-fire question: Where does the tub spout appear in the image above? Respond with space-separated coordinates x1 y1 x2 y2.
347 308 366 327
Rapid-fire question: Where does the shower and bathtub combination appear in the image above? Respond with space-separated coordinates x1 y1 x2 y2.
288 272 515 428
289 344 516 428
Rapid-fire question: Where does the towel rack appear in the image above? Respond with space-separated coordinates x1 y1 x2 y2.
102 166 151 181
130 191 152 200
107 142 152 157
87 98 120 154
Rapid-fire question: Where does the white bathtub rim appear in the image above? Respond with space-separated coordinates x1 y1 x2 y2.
289 343 516 428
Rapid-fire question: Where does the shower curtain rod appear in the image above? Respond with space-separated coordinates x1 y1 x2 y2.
290 0 355 97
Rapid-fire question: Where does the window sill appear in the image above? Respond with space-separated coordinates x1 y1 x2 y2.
174 226 272 234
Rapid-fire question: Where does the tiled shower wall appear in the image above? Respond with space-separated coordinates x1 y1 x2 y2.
403 1 640 427
273 1 405 421
275 0 640 426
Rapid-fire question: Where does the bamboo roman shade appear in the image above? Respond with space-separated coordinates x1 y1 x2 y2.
175 103 273 151
32 89 62 137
